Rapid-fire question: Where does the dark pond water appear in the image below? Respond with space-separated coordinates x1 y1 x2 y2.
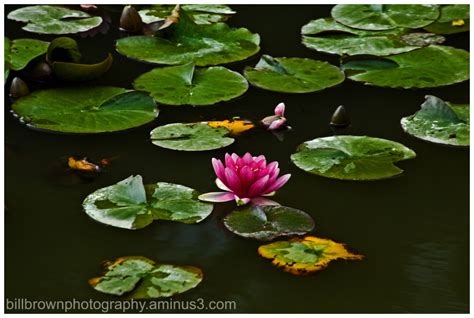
5 4 469 313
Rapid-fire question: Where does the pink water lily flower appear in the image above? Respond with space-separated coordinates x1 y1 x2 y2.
261 102 287 130
198 153 291 206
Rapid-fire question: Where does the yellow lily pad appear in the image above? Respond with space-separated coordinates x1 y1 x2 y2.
207 119 255 136
258 236 363 275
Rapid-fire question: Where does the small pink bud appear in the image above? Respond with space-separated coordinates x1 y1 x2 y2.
274 102 285 116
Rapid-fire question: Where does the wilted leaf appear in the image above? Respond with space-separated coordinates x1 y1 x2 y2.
83 175 214 229
244 55 344 93
425 5 469 34
68 157 101 172
133 62 248 106
89 256 203 299
7 5 103 34
224 205 315 241
150 122 235 151
207 119 255 136
291 135 416 180
116 11 260 66
332 4 440 31
11 86 158 133
401 95 469 147
258 236 363 275
342 46 469 88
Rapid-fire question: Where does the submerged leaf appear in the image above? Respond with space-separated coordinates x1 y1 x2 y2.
401 95 469 147
224 205 315 241
332 4 439 31
11 86 158 133
424 5 469 34
83 175 214 229
244 55 344 93
258 236 363 275
342 45 469 88
291 135 416 180
7 5 103 34
150 122 235 151
133 62 248 106
89 256 203 299
116 11 260 66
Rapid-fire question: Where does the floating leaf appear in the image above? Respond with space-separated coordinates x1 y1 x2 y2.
46 37 113 81
401 95 469 147
7 5 103 35
291 135 416 180
207 119 255 136
244 55 344 93
425 5 469 34
223 205 315 241
89 256 203 299
150 122 235 151
258 236 363 275
11 86 158 134
4 37 49 82
332 4 439 31
342 46 469 88
83 175 213 229
134 62 248 106
116 11 260 66
301 18 443 56
139 4 235 25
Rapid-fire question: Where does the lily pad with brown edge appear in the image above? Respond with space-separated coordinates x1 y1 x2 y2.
7 5 103 35
258 236 363 275
342 45 470 89
150 122 238 151
89 256 203 299
301 18 444 57
116 10 260 66
223 205 315 241
82 175 214 230
424 5 469 34
290 135 416 180
133 62 248 106
139 4 235 25
401 95 469 147
4 37 49 83
244 55 344 93
11 86 158 134
46 37 113 81
331 4 440 31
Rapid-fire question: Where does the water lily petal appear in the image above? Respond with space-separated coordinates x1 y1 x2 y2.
198 192 234 202
212 158 226 183
242 152 253 165
234 195 251 206
262 191 276 197
215 178 231 191
251 197 280 206
264 173 291 194
225 167 242 195
268 118 287 130
274 102 285 116
238 165 254 189
225 153 236 170
248 175 270 198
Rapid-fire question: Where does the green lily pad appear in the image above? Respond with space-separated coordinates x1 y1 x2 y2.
301 18 444 56
244 55 344 93
4 37 49 82
401 95 469 147
11 86 158 134
424 5 470 34
342 46 469 88
150 122 235 151
332 4 440 31
134 62 248 106
89 256 203 299
116 11 260 66
7 5 103 35
139 4 235 25
45 37 113 82
223 205 315 241
83 175 214 229
258 236 363 275
291 135 416 180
